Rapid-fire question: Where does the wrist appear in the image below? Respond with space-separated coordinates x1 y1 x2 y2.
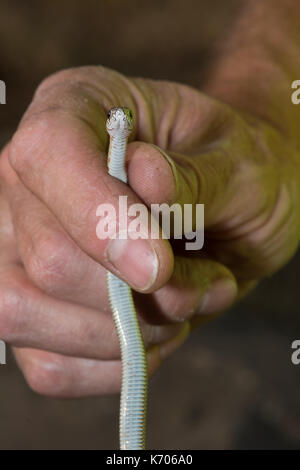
204 52 300 151
202 0 300 151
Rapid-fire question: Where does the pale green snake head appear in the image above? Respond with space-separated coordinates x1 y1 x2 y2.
106 107 134 138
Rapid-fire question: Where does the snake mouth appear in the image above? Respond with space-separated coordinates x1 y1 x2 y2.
106 124 132 133
106 122 120 131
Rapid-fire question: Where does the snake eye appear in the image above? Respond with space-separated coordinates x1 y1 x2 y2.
129 110 133 119
107 110 111 119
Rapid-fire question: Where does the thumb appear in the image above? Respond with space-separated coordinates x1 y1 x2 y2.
127 141 235 227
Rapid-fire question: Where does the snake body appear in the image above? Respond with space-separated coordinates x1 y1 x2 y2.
106 107 148 450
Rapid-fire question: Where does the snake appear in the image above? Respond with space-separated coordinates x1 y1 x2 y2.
106 107 148 450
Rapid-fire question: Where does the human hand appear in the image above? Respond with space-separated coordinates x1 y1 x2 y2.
0 66 299 396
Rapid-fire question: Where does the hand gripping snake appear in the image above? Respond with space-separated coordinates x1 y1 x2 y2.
106 107 147 450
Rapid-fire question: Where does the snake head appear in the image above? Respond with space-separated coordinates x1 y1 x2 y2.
106 107 134 138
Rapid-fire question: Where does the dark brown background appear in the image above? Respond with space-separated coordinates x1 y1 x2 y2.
0 0 300 450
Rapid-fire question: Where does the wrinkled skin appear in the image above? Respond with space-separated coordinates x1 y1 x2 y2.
0 66 299 397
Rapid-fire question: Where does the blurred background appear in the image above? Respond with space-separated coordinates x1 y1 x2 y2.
0 0 300 450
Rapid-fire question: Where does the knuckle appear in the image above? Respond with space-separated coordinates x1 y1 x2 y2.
9 118 48 175
9 102 80 178
0 273 25 341
27 231 75 291
35 67 90 96
0 144 11 185
24 355 69 397
9 67 101 177
35 69 76 95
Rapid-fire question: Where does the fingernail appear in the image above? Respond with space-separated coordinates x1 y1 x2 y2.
146 322 186 345
159 322 190 360
198 279 237 315
106 238 158 290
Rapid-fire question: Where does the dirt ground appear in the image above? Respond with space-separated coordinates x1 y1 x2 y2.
0 0 300 449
